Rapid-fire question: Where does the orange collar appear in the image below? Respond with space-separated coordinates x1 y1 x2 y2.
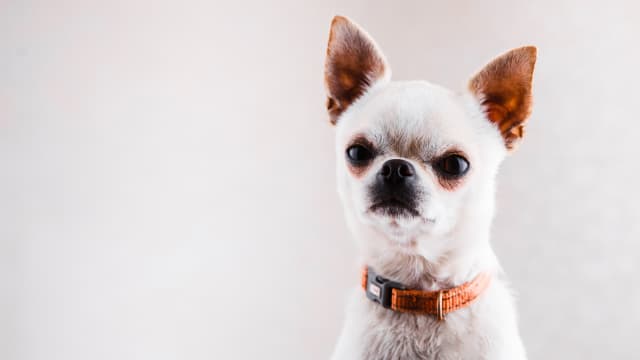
361 266 491 321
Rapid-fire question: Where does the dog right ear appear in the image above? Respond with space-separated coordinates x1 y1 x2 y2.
324 16 390 125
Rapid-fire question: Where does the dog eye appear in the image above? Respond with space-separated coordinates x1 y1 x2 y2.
435 154 469 177
346 145 374 164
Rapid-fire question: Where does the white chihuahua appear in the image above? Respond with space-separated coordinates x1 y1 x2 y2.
325 16 536 360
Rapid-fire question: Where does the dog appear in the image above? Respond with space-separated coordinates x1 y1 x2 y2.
324 16 536 359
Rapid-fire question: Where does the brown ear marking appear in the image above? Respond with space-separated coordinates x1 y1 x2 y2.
469 46 537 150
324 16 389 125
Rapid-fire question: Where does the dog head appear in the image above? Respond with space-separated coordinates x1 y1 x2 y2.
324 16 536 258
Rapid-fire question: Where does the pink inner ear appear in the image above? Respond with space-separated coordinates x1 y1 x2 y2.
324 16 388 124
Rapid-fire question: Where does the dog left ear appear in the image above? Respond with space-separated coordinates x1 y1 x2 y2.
469 46 537 150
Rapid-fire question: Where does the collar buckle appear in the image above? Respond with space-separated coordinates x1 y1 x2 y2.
365 266 405 309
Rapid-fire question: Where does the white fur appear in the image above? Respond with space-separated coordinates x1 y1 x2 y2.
330 78 527 359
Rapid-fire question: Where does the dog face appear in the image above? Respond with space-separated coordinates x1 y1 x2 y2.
324 16 536 256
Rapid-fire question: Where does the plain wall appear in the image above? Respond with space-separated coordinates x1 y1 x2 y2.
2 1 640 359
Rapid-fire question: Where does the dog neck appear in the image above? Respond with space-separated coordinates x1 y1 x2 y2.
356 223 500 291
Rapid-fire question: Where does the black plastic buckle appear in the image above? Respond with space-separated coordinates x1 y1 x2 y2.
365 267 406 309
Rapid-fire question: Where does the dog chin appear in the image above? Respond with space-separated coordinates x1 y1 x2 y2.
367 205 432 231
361 202 438 245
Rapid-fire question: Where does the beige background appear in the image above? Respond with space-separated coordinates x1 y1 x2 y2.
2 1 640 359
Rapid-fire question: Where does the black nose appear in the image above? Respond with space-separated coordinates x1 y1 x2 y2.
378 159 415 184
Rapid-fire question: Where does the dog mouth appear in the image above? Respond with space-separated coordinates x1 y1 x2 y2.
369 199 420 217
